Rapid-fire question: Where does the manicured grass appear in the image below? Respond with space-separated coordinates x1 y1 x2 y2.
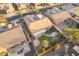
39 35 51 43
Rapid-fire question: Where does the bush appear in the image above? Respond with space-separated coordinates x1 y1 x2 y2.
39 35 52 50
0 52 8 56
76 23 79 29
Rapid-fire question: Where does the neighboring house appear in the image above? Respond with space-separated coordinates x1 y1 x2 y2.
0 3 16 17
51 11 72 25
30 3 57 9
15 3 29 13
6 4 16 16
72 7 79 17
43 8 58 15
0 4 7 19
0 25 36 56
61 4 76 11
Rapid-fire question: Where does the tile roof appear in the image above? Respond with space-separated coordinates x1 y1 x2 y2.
51 11 72 25
29 17 53 32
0 25 26 50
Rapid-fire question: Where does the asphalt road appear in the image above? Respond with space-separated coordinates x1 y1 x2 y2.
7 4 66 21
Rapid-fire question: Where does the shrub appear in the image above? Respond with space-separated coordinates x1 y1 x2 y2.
39 35 52 50
76 23 79 29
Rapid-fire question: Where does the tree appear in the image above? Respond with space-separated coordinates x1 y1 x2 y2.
63 28 73 36
73 30 79 40
63 28 79 44
57 33 66 41
32 9 40 14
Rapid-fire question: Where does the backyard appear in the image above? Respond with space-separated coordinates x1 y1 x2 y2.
56 18 78 31
34 26 66 55
63 28 79 45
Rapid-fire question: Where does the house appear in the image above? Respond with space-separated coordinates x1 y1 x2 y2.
23 14 53 34
0 25 28 55
31 3 57 9
0 3 16 17
72 7 79 17
62 4 76 10
29 17 53 32
51 11 72 25
15 3 29 13
6 4 16 16
23 13 53 36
